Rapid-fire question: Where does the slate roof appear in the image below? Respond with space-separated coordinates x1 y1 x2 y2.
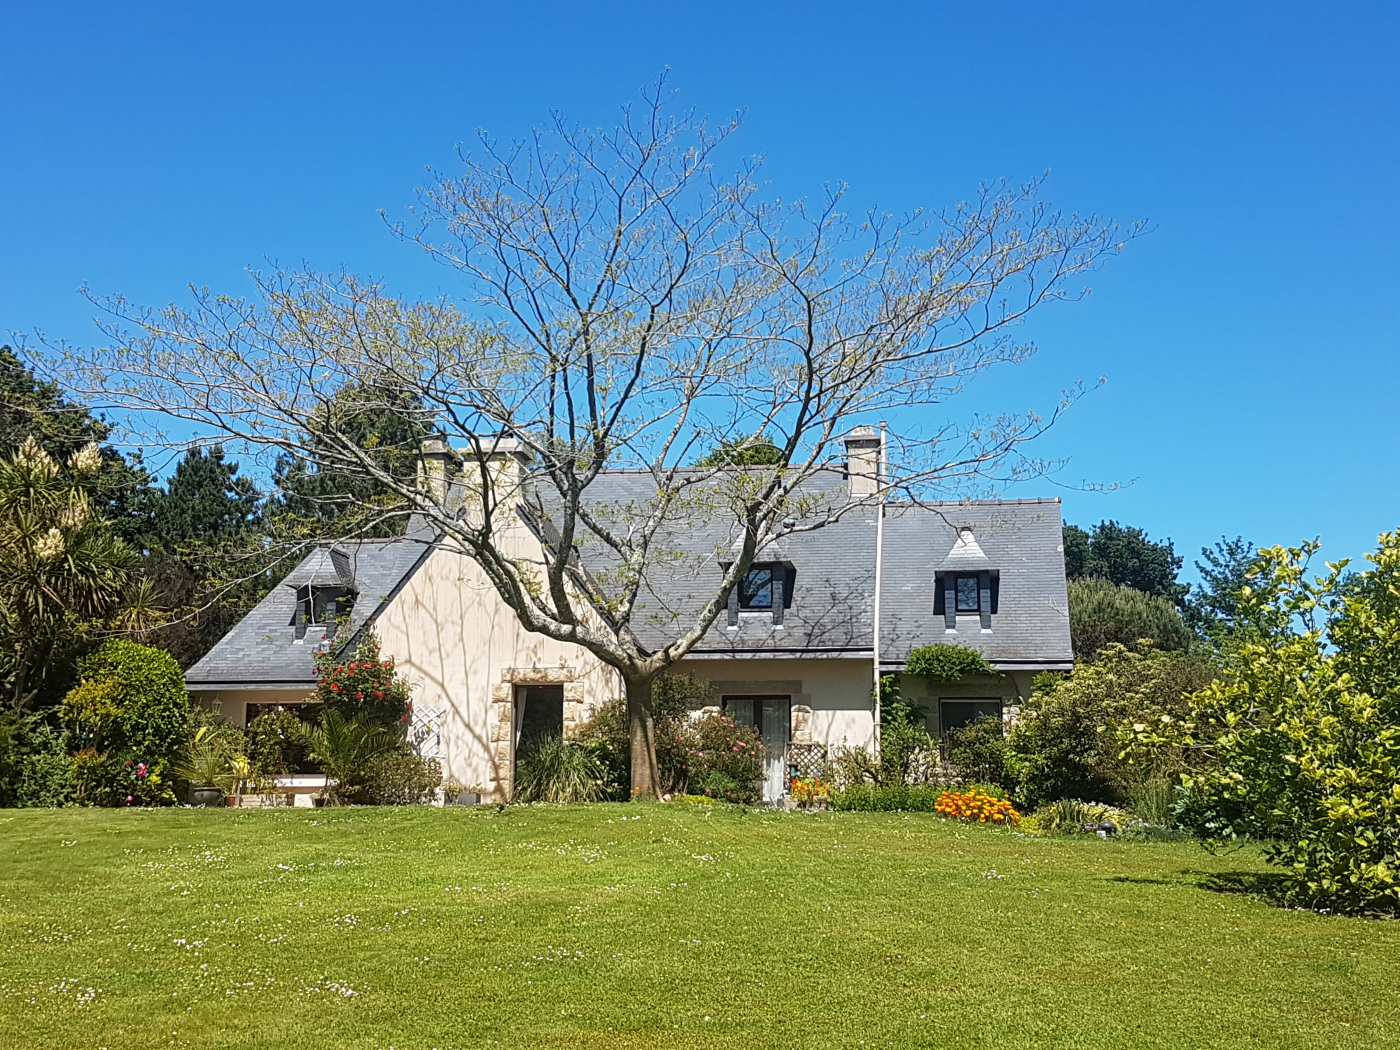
187 469 1072 689
561 470 1072 670
184 538 434 691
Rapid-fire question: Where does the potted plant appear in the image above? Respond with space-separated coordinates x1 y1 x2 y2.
175 727 238 806
225 754 256 807
442 779 482 806
790 776 831 811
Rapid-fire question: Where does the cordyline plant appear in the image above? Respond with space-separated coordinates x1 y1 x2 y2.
55 80 1136 798
0 437 144 710
1122 536 1400 914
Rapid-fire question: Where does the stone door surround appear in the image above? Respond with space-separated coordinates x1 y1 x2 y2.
488 667 586 802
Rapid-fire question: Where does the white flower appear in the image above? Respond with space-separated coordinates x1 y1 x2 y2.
15 436 57 478
34 527 65 561
71 442 102 474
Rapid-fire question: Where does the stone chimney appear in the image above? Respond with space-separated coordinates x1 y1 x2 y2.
419 438 455 505
422 435 533 527
844 426 882 498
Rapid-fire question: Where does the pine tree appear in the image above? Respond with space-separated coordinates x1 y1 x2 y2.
1062 520 1187 604
137 448 271 669
271 380 425 538
140 446 262 549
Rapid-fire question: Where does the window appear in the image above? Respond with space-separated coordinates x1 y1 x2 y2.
294 585 353 625
955 574 981 613
739 565 775 609
934 572 999 617
939 699 1004 734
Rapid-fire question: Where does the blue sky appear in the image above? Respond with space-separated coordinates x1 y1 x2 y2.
2 1 1396 583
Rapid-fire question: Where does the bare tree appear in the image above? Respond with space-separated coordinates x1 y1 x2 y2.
56 81 1137 797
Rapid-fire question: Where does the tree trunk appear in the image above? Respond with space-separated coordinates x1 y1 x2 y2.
625 672 661 800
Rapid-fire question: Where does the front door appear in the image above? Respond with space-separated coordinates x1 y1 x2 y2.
515 685 564 752
723 694 791 803
760 698 791 802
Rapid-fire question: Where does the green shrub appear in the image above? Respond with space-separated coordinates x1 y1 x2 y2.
365 750 441 805
18 747 73 807
247 709 311 775
830 784 947 812
877 691 942 786
905 644 994 683
514 736 609 803
1127 776 1182 827
693 771 748 803
1009 643 1216 809
0 712 72 807
945 714 1009 787
1068 577 1192 661
1124 537 1400 914
63 640 189 772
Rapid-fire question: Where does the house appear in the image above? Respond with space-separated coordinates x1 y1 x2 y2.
185 431 1073 802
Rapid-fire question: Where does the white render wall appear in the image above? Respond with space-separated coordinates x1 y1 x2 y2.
189 687 320 726
373 529 622 800
674 656 877 751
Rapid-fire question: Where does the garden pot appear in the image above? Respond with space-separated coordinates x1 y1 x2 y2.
189 785 224 807
225 794 242 808
452 791 480 806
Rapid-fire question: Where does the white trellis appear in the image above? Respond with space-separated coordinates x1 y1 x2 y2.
410 702 444 766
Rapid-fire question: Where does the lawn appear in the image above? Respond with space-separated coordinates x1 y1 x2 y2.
1 805 1395 1049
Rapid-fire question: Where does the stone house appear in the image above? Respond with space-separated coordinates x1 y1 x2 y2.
185 433 1073 802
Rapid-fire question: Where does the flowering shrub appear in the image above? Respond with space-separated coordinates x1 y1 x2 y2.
935 788 1020 825
679 714 765 803
69 748 162 806
314 634 411 727
790 776 830 803
574 674 719 795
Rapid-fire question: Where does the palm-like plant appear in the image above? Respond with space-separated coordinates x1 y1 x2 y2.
304 710 400 804
0 438 137 710
173 726 241 793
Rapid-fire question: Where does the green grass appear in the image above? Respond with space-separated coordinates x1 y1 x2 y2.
1 805 1396 1049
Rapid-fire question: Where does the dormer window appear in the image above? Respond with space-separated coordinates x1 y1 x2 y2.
294 585 354 626
935 527 999 632
935 572 999 618
728 562 796 625
740 565 776 610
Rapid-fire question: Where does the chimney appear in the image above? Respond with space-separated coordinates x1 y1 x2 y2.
844 426 882 498
454 434 533 528
419 438 455 505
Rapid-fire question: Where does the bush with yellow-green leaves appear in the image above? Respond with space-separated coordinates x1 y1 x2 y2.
1124 535 1400 915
